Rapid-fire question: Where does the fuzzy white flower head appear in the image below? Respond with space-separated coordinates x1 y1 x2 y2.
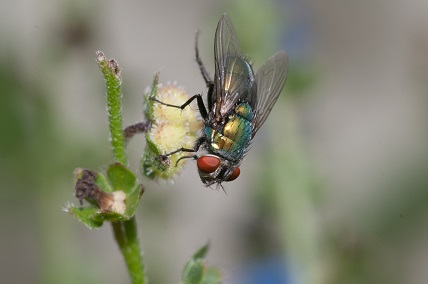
142 80 203 180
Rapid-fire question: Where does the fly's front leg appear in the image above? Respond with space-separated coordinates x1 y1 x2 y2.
157 147 195 167
159 136 205 159
159 147 195 159
175 155 198 166
158 136 206 166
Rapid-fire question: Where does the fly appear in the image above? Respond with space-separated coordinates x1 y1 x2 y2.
152 13 289 187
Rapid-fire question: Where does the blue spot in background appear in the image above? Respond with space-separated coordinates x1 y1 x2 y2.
235 256 290 284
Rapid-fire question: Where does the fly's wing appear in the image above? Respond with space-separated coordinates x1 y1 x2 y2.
213 14 254 116
252 51 288 137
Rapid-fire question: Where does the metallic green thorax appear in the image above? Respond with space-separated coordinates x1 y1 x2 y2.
204 102 253 162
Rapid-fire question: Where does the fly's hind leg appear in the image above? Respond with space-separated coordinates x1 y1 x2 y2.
195 30 213 88
195 30 215 110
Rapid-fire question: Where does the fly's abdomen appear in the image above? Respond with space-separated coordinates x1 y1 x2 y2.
205 103 253 162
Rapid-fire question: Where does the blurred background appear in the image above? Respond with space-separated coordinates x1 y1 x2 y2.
1 0 428 283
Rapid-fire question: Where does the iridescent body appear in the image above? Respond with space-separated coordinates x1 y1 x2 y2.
205 102 253 162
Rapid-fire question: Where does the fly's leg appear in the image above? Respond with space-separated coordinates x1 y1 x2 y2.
158 136 206 166
175 155 198 166
195 30 213 87
158 147 194 167
160 147 195 158
195 31 215 111
150 94 208 120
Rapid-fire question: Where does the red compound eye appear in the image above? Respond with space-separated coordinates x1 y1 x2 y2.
197 156 220 173
227 167 240 181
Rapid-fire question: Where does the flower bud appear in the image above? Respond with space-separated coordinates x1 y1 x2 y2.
142 82 202 180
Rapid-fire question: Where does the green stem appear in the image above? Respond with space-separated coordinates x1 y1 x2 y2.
97 51 127 165
96 51 145 284
112 219 145 284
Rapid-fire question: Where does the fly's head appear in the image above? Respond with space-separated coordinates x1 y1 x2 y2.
196 154 240 187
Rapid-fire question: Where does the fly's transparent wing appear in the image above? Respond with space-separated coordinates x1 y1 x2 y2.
214 14 242 69
213 14 256 116
252 51 288 136
213 14 241 109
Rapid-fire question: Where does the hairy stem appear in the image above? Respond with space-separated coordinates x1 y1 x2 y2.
96 51 145 284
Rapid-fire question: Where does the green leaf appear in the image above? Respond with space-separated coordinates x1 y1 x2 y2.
192 243 209 259
94 171 113 193
182 259 205 284
67 205 129 229
107 163 137 194
181 244 222 284
201 268 222 284
125 182 144 217
67 206 104 229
